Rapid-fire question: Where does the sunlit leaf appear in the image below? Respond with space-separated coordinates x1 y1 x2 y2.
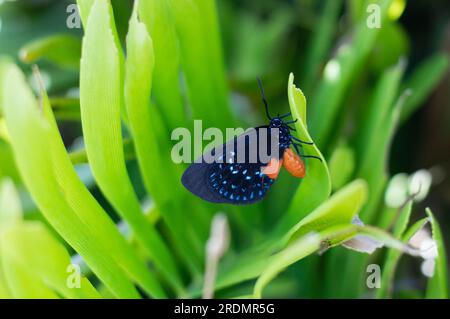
168 0 233 129
426 209 448 298
276 73 331 232
1 222 101 298
138 0 185 128
0 178 22 225
19 34 81 69
286 179 367 245
124 2 183 292
1 61 140 298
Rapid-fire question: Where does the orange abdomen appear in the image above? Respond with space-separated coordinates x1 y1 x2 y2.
282 148 306 178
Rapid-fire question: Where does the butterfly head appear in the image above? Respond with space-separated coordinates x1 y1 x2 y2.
269 117 285 128
269 116 292 149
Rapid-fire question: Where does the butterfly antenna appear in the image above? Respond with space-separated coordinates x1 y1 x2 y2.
257 78 272 120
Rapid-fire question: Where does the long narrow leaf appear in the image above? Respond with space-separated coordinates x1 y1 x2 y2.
276 73 331 232
138 0 185 129
19 34 81 69
80 0 177 294
1 222 101 299
1 61 140 298
310 0 393 147
168 0 233 129
400 53 449 123
124 3 183 292
426 208 448 298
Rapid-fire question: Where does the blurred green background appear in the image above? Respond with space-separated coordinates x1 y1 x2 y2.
0 0 449 299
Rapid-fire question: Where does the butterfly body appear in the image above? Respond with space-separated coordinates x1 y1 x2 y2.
181 79 319 205
182 126 284 205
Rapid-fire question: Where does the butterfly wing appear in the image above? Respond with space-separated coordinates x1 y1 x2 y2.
181 127 278 205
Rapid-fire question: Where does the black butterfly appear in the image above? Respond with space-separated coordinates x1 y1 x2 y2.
181 79 320 205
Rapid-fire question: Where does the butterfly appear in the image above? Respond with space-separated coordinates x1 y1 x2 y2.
181 79 320 205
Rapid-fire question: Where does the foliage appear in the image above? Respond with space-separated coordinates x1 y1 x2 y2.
0 0 448 299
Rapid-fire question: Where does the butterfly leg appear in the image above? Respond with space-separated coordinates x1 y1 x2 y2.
292 144 322 162
287 125 296 131
284 119 298 125
279 112 292 119
293 143 302 155
290 136 314 145
301 155 323 162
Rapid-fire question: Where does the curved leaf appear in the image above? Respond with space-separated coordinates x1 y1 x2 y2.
286 179 367 245
426 209 448 298
310 0 393 147
253 233 322 298
1 61 139 298
1 222 101 299
19 34 81 69
138 0 185 128
401 53 449 123
80 0 176 294
124 3 183 291
276 73 331 232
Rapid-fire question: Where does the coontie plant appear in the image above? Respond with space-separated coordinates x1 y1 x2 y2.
0 0 448 299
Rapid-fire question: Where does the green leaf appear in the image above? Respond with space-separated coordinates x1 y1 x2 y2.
348 0 366 24
400 53 449 123
168 0 233 129
359 84 410 224
426 208 448 298
43 107 165 296
69 138 134 165
49 97 80 121
138 0 185 129
19 34 81 69
254 222 411 298
356 59 406 169
0 178 22 225
388 0 407 20
0 265 12 298
1 222 101 299
2 255 59 299
285 179 367 244
1 61 140 298
124 2 183 292
0 177 22 298
253 233 322 298
77 0 127 120
230 9 292 81
276 73 331 232
204 180 366 296
369 22 409 74
376 202 419 299
391 201 413 238
328 144 356 191
80 0 176 295
0 138 21 183
310 0 393 148
77 0 95 25
301 0 343 95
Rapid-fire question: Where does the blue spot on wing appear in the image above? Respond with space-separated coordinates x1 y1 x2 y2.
181 127 277 205
207 161 273 204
